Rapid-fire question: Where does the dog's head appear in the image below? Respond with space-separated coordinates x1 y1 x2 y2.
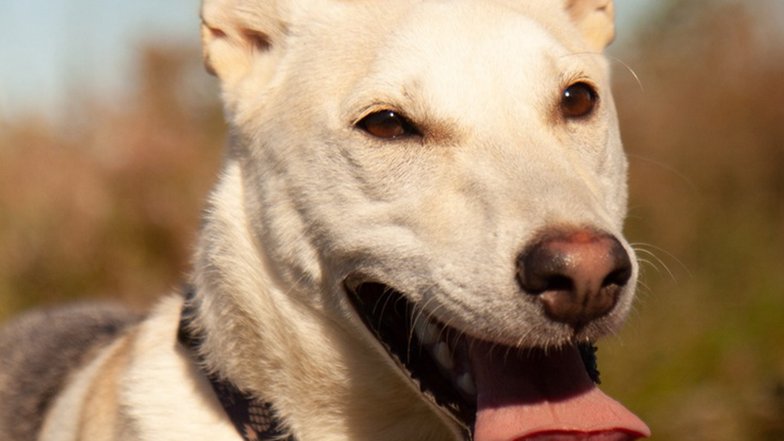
198 1 649 440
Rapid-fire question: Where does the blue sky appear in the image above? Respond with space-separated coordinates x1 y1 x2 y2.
0 0 657 120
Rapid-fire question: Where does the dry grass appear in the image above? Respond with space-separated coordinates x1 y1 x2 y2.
0 45 225 314
1 2 782 439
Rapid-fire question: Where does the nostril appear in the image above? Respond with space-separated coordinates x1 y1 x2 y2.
545 275 574 293
602 267 631 289
520 272 575 296
603 239 633 288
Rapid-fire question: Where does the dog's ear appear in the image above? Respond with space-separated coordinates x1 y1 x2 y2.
565 0 615 51
200 0 288 102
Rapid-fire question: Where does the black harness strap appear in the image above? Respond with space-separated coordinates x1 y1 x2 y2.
177 290 295 441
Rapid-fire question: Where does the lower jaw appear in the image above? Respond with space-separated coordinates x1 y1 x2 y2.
344 282 601 432
345 280 650 440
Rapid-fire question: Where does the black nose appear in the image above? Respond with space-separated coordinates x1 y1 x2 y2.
516 228 633 330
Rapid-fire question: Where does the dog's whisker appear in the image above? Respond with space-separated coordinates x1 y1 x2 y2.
635 257 663 276
373 288 396 332
607 55 644 93
635 278 653 295
632 242 689 282
626 153 699 194
633 242 692 276
407 290 443 358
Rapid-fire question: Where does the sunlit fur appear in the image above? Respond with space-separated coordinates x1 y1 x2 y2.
0 2 636 441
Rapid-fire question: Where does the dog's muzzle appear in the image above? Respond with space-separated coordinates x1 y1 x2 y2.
344 237 649 441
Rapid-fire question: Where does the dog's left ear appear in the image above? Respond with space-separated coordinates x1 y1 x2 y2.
200 0 292 115
565 0 615 51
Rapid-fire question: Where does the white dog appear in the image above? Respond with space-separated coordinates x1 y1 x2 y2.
0 1 650 440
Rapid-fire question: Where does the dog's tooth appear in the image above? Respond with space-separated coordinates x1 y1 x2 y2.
433 342 454 370
456 372 476 397
414 319 439 345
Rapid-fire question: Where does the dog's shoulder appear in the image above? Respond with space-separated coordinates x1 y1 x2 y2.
0 303 143 441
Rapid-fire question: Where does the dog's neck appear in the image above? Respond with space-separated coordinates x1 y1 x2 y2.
178 288 296 441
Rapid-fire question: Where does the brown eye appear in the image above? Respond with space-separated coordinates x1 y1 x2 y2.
357 110 419 139
561 82 598 119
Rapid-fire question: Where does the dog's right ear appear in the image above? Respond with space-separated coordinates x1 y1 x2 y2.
200 0 288 106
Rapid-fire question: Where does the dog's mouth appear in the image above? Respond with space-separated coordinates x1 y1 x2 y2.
346 281 478 425
346 280 650 441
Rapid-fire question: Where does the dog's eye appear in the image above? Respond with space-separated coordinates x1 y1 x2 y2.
561 82 598 119
357 110 420 139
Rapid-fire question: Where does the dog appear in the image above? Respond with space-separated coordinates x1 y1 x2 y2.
0 1 651 440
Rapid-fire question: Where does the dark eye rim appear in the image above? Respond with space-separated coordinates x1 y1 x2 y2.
355 109 422 140
560 81 600 120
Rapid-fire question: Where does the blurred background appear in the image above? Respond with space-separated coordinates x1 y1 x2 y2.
0 1 782 439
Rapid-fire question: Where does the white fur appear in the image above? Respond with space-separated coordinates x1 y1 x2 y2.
37 1 635 440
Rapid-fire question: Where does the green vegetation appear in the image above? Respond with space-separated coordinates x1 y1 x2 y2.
1 2 782 439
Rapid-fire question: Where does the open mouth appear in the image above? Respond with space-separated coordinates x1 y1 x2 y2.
346 280 651 441
346 282 479 426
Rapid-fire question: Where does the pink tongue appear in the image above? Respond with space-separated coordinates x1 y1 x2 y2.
470 343 650 441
